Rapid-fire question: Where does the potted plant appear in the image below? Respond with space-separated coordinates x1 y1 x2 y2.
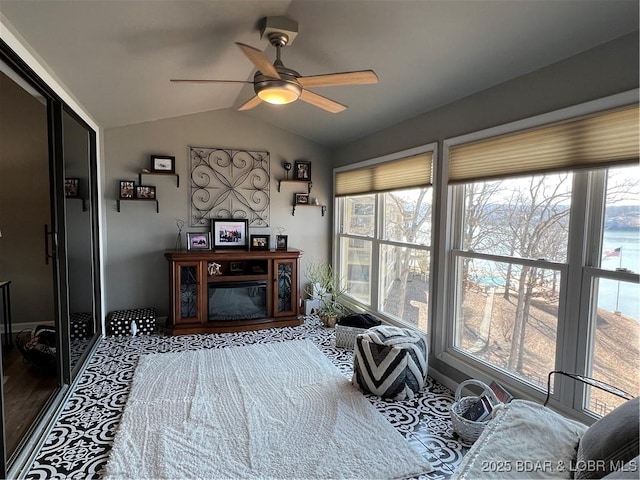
305 261 349 327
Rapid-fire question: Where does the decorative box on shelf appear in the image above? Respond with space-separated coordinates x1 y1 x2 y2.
107 308 156 336
335 324 367 350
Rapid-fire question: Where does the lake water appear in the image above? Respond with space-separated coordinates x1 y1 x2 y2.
600 230 639 319
472 229 639 319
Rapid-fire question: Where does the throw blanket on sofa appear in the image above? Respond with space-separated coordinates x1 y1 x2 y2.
453 399 588 479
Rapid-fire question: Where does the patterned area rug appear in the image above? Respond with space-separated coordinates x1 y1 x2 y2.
104 340 434 479
26 316 470 479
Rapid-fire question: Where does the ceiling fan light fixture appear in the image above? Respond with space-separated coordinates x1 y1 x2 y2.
176 18 377 113
255 79 302 105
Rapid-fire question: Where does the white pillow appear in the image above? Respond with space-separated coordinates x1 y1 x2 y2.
452 399 587 479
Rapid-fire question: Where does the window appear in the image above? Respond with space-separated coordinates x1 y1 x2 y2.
340 195 375 303
335 146 435 331
443 95 639 417
452 173 571 388
583 165 639 415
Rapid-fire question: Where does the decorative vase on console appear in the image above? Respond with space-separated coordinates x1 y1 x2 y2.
175 219 185 250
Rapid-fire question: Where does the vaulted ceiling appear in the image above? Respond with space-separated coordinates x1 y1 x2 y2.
1 0 638 147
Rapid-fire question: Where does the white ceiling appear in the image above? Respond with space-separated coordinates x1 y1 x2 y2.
1 0 638 147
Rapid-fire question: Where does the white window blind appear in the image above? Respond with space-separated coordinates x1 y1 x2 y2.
335 152 433 197
449 104 639 183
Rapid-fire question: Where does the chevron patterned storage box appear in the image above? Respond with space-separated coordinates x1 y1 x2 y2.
352 325 428 401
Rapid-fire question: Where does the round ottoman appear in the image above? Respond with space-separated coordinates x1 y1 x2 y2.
352 325 428 401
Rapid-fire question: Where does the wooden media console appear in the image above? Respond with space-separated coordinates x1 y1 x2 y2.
165 249 303 335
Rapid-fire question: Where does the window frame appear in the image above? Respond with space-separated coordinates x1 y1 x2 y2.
576 164 640 414
438 90 639 421
334 143 437 328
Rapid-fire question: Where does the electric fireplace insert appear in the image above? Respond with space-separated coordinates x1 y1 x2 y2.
208 280 267 322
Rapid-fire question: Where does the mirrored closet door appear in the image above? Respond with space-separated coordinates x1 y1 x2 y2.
62 108 99 377
0 62 59 466
0 41 101 476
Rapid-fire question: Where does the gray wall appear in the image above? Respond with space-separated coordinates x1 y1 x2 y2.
104 108 332 316
334 32 639 166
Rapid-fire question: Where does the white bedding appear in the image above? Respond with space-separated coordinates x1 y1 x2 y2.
452 399 588 479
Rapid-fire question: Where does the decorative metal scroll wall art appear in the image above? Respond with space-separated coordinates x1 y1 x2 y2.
189 147 270 227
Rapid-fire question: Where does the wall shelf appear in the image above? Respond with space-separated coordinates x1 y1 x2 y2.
117 198 159 213
292 204 326 216
66 197 87 211
278 179 312 193
139 171 180 188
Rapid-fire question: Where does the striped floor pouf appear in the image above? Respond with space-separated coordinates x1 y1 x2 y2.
352 325 428 401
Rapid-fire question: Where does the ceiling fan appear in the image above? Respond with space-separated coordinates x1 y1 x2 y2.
170 16 378 113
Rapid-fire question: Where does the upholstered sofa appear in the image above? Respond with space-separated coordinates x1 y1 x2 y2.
452 397 639 479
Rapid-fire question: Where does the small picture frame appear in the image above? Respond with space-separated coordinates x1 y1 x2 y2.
211 218 249 250
294 193 309 205
275 235 288 251
294 160 311 181
186 232 211 251
135 185 156 199
250 234 270 251
229 261 244 273
151 155 175 173
119 180 135 199
65 178 79 198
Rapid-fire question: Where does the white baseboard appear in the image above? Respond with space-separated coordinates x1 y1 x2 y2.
5 316 169 336
3 321 54 335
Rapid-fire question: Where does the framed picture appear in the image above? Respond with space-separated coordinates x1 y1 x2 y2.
275 234 288 251
186 232 211 250
65 178 79 198
135 185 156 199
119 180 135 199
151 155 175 173
229 261 244 273
211 218 248 249
294 160 311 180
250 234 270 251
294 193 309 205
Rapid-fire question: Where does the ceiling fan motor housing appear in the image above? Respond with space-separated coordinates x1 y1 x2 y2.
254 67 302 104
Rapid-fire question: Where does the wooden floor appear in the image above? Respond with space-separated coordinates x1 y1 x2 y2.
2 345 58 457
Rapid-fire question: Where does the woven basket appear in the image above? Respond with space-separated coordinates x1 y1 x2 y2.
450 379 500 443
335 324 367 349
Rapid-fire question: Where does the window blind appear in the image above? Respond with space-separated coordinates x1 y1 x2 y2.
335 152 433 197
448 104 639 183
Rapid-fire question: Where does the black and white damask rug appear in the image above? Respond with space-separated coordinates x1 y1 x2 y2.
26 317 470 479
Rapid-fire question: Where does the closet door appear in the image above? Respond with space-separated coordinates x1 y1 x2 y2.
0 42 101 476
61 108 100 379
0 65 61 466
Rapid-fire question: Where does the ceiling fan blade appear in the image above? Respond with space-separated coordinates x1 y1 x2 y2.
237 95 262 111
170 79 252 84
297 70 378 88
299 89 347 113
235 42 280 79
